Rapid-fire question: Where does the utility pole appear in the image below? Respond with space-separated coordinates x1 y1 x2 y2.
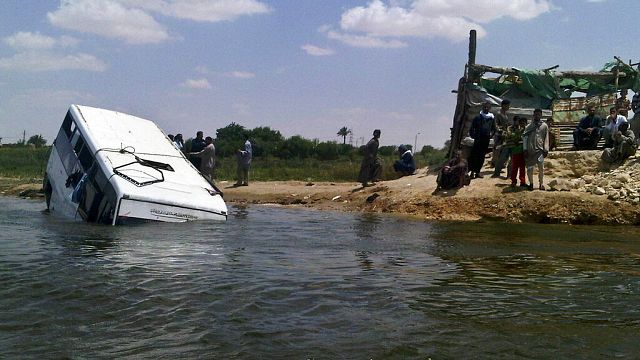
22 130 26 144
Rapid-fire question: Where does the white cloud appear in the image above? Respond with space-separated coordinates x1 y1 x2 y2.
47 0 170 44
4 32 55 50
409 0 552 23
301 44 335 56
326 30 407 48
335 0 551 44
3 32 79 50
0 51 107 72
228 71 255 79
46 0 271 45
181 78 212 89
120 0 272 22
1 31 104 72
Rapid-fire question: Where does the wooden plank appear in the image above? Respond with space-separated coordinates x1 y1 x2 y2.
553 125 606 150
470 63 627 79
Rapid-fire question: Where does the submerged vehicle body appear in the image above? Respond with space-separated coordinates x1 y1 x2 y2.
43 105 227 224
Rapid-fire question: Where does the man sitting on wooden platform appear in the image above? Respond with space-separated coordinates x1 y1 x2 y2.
572 106 603 150
603 107 628 148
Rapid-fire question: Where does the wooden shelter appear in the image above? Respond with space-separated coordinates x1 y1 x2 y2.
449 30 640 156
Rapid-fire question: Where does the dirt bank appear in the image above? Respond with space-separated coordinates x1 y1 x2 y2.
0 178 43 198
4 151 639 225
222 151 640 225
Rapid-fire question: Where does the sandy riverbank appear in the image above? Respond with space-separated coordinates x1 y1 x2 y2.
4 151 640 225
221 150 640 225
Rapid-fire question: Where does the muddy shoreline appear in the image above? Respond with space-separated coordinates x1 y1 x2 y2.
220 151 640 225
219 177 640 225
4 150 640 225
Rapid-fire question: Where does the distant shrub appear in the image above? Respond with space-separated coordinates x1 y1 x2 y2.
0 147 50 178
315 141 340 160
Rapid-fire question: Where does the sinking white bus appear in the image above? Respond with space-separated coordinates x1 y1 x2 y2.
43 105 227 224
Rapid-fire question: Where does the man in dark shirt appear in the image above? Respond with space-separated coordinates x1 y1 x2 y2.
573 106 602 150
631 92 640 146
189 131 206 168
358 129 382 187
467 102 496 178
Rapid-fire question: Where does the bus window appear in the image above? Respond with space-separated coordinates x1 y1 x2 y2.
78 144 94 170
69 120 76 138
62 112 75 138
71 129 83 153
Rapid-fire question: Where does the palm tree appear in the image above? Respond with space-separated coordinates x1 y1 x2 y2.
27 134 47 148
337 126 351 144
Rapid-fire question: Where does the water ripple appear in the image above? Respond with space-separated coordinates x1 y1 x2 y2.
1 198 640 358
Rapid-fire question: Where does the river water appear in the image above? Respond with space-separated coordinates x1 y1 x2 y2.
1 196 639 359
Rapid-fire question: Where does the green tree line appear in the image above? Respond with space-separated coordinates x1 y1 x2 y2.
0 124 449 182
184 122 448 164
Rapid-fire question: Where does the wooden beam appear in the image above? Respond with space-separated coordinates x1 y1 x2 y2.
469 63 627 79
468 30 476 66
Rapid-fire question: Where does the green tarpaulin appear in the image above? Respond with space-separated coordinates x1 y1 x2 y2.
478 60 639 102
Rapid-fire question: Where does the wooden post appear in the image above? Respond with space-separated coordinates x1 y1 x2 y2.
449 77 467 157
448 30 477 157
468 30 476 66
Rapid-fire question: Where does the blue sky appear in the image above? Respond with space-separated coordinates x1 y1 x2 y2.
1 0 638 148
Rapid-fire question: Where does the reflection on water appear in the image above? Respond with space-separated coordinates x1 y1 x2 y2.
1 197 639 358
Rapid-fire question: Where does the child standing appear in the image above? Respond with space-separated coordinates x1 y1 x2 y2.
509 116 528 188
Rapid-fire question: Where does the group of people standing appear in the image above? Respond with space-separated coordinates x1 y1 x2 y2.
167 131 253 186
438 92 639 192
357 102 552 192
168 94 637 192
462 101 550 190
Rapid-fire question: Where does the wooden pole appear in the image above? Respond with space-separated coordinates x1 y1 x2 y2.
449 77 467 157
468 30 476 66
448 30 476 157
